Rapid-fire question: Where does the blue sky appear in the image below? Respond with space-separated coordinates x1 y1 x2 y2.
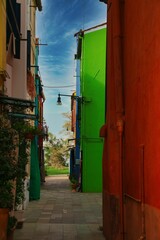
36 0 106 138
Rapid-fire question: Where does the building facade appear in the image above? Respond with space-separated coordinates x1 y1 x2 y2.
100 0 160 239
75 25 106 192
0 0 44 210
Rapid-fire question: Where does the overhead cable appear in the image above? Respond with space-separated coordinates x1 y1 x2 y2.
43 85 76 89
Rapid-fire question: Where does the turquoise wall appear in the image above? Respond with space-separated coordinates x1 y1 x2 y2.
29 45 40 200
81 27 106 192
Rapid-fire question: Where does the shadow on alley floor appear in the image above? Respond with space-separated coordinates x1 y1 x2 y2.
14 175 105 240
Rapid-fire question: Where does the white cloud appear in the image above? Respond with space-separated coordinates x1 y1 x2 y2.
63 28 77 39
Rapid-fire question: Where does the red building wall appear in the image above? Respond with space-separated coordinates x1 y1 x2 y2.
102 0 160 239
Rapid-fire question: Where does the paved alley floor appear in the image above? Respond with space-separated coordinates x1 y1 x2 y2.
14 175 105 240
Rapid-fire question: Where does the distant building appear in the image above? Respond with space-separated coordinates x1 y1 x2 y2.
74 24 106 192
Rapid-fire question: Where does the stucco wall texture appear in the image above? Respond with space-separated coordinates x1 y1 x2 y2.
102 0 160 239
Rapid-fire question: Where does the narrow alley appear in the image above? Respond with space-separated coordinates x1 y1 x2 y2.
14 175 105 240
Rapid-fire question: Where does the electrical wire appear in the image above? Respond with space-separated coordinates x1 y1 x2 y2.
43 85 76 89
38 67 76 90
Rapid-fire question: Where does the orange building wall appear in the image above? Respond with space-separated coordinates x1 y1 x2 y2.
102 0 160 239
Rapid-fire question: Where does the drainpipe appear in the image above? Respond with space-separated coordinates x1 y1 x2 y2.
116 119 124 240
112 0 125 239
138 145 146 240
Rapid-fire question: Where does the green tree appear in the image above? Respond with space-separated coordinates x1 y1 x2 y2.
44 133 69 169
60 112 73 138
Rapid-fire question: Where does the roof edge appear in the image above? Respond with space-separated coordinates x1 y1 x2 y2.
74 22 107 37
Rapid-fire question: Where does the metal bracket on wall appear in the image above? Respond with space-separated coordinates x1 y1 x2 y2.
82 97 92 104
0 95 35 108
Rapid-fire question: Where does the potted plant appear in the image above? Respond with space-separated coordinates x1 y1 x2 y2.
0 114 30 237
7 215 17 240
14 177 25 229
0 115 18 240
69 175 79 192
0 183 14 240
12 119 30 229
13 122 44 140
0 182 14 209
14 146 28 229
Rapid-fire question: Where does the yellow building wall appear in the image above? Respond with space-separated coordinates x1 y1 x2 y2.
0 0 6 69
0 0 6 92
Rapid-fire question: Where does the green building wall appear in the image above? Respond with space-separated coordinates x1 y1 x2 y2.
80 27 106 192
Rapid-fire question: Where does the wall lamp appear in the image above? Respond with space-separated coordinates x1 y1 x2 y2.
57 93 82 105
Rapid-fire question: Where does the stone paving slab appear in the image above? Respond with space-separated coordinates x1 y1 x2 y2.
14 175 105 240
